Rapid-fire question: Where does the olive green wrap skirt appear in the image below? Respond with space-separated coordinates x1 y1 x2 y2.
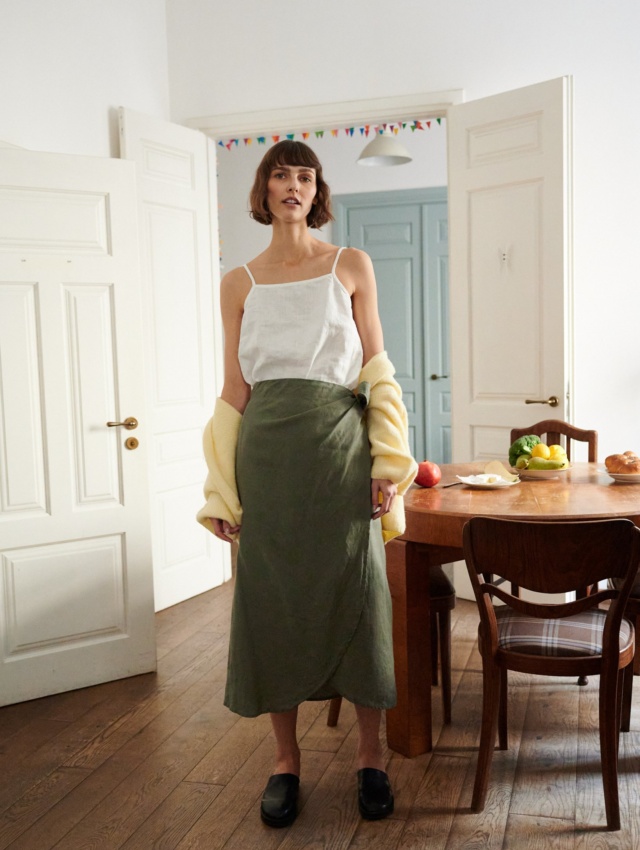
224 379 396 717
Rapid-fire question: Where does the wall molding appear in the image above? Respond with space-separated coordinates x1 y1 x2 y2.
183 90 464 138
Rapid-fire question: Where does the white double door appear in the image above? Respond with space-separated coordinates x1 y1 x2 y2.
0 149 156 705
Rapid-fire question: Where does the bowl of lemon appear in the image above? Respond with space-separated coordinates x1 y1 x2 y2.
508 436 571 479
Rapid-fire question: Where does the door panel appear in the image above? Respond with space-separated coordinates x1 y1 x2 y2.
119 109 229 611
0 284 47 516
349 203 424 459
64 284 122 506
448 77 572 462
335 189 450 464
0 149 156 706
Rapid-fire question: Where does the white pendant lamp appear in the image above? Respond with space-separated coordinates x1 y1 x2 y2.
357 126 412 167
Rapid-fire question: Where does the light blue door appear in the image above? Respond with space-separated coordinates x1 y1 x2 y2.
334 188 450 464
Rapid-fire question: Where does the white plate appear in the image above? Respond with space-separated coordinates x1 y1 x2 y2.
456 475 520 490
511 466 571 480
601 470 640 484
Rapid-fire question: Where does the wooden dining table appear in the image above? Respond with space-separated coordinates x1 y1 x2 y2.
385 461 640 757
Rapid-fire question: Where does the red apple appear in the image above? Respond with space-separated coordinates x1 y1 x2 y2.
416 460 442 488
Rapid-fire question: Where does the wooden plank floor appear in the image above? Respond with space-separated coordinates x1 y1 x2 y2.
1 578 639 849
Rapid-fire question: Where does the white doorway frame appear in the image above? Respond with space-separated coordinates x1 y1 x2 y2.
184 91 463 138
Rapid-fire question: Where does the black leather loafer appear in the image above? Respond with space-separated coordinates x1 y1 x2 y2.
260 773 300 828
357 768 394 820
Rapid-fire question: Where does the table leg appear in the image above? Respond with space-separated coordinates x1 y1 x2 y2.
385 539 432 757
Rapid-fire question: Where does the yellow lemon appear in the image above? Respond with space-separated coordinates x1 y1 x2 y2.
531 443 551 459
548 444 567 460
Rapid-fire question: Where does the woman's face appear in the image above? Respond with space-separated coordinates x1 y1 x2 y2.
266 164 317 224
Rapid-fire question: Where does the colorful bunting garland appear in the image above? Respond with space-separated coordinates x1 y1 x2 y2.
217 118 443 151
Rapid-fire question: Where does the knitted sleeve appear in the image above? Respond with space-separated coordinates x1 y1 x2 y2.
196 397 243 535
358 352 418 543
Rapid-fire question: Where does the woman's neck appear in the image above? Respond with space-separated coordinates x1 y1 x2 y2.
266 222 317 265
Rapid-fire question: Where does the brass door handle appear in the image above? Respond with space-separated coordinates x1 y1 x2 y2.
106 417 139 430
430 374 449 380
525 396 559 407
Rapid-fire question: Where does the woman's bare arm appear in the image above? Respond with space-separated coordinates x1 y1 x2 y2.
209 267 251 542
219 267 252 414
338 248 397 518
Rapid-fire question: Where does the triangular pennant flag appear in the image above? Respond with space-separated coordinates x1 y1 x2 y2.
365 125 371 136
218 140 225 147
257 137 266 144
226 141 233 150
302 132 309 139
437 117 442 125
415 120 423 130
272 135 280 143
331 129 339 137
286 133 295 140
315 130 324 138
393 126 399 135
426 121 431 129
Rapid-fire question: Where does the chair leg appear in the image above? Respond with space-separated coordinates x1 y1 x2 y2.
438 607 452 724
634 613 640 676
576 589 592 687
620 662 633 734
471 659 501 812
327 696 342 727
431 613 439 686
498 667 508 750
599 667 622 830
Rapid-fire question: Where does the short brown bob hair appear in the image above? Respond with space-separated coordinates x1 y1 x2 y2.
249 140 334 229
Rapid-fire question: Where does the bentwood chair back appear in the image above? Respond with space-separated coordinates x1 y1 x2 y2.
463 517 639 831
509 419 598 462
509 420 599 612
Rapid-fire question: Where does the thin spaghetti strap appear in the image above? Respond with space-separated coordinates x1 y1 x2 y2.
244 264 257 286
331 246 346 277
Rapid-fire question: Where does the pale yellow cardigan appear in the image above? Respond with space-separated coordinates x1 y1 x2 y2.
196 397 243 537
197 352 417 543
359 351 418 541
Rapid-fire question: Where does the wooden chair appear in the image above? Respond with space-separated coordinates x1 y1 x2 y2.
509 419 598 462
463 517 639 831
510 420 599 644
327 566 456 727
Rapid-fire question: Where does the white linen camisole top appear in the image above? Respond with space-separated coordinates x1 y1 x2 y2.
238 247 363 389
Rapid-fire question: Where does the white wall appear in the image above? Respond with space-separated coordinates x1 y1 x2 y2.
217 121 447 275
167 0 640 459
0 0 170 157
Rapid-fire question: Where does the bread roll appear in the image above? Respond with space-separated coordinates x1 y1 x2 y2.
605 451 640 474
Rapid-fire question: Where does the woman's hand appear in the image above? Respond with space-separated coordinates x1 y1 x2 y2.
210 518 241 543
371 478 397 518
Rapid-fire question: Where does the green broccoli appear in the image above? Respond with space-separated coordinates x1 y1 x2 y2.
508 434 541 468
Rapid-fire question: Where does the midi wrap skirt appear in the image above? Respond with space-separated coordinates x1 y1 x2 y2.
224 379 396 717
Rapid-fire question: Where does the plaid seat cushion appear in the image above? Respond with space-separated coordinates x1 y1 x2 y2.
494 607 634 657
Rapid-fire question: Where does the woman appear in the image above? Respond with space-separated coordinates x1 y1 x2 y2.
198 140 416 828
